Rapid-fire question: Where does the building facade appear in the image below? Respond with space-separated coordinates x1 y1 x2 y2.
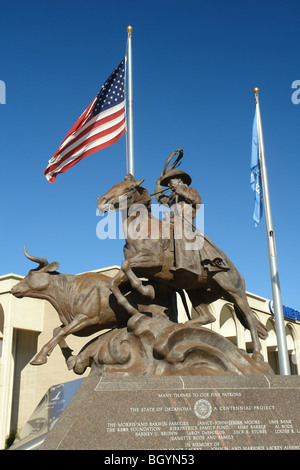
0 268 299 449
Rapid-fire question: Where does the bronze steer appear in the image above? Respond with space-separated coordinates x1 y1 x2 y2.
11 247 178 370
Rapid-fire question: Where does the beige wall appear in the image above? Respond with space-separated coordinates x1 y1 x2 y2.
1 268 299 449
0 267 119 449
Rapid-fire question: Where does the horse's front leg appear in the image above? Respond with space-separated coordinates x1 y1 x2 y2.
109 269 140 316
120 245 164 299
121 259 155 299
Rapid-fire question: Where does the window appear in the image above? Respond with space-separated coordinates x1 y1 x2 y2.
219 305 237 346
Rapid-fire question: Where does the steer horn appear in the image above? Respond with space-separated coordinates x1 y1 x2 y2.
24 245 49 269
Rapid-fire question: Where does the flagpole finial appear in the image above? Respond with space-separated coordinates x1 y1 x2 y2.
253 87 259 94
127 25 133 34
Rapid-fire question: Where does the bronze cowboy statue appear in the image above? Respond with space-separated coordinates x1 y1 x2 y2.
97 149 268 360
155 148 228 277
9 148 273 378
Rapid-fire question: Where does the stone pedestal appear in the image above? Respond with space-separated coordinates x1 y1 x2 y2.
40 374 300 450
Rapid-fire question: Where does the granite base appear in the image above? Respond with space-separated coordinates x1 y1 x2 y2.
40 374 300 450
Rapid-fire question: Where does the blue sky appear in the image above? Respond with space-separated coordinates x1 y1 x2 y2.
1 0 299 310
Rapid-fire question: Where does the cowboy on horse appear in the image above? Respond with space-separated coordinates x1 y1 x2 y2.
155 148 228 277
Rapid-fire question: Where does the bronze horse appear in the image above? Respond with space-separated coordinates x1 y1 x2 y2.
97 177 268 360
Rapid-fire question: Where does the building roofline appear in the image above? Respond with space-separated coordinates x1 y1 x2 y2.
0 273 24 281
78 265 121 275
246 290 269 303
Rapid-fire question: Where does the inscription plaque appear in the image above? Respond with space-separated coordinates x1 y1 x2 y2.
41 375 300 450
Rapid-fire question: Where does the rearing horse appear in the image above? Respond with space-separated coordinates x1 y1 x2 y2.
97 177 268 359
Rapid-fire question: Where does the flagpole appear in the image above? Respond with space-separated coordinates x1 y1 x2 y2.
126 25 134 177
253 87 290 375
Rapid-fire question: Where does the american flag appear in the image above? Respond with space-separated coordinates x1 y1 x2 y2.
44 58 126 182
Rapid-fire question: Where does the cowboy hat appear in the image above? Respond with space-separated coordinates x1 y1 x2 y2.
160 169 192 187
